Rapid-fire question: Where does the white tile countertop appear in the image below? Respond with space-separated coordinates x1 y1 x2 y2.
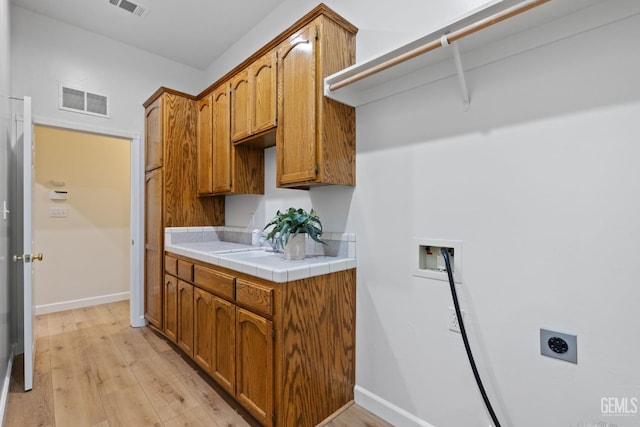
165 226 356 283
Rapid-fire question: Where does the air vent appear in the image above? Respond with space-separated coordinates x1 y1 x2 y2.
59 85 110 118
108 0 150 18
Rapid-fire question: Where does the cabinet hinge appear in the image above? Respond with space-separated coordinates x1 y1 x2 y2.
315 26 319 40
272 329 276 340
315 163 319 175
272 411 277 423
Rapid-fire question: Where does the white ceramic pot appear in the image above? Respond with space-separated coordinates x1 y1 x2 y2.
284 233 306 260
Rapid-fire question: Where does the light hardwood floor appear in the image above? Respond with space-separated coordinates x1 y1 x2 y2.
4 301 392 427
5 301 255 427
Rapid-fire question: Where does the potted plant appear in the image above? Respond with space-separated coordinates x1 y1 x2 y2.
263 207 325 260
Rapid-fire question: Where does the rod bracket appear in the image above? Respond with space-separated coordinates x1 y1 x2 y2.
450 41 470 111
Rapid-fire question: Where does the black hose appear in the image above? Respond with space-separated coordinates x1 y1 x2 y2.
441 248 502 427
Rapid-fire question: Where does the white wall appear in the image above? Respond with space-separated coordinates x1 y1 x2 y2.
33 126 130 313
9 4 208 325
10 5 206 135
215 1 640 426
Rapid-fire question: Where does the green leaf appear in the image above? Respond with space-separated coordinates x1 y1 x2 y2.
262 206 325 249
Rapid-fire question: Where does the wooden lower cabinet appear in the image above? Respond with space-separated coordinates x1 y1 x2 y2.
177 280 194 357
163 274 178 343
212 297 236 395
163 253 355 427
237 308 274 427
193 288 237 396
193 288 214 371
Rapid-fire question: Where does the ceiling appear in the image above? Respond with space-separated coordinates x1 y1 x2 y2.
10 0 288 70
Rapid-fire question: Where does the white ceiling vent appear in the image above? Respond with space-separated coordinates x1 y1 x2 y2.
109 0 150 18
59 85 110 118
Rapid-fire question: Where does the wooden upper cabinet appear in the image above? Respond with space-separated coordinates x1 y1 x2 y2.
277 24 317 186
196 95 213 196
200 82 265 196
276 16 356 188
230 51 277 144
250 52 277 135
212 84 233 194
230 69 251 142
145 97 163 172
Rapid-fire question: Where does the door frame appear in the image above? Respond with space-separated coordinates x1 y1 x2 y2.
32 116 145 327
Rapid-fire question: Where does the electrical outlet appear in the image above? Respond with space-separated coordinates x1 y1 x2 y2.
449 307 464 333
540 328 577 364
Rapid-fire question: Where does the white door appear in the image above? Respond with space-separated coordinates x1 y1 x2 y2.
13 96 39 391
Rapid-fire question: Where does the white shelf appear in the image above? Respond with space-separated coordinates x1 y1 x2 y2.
324 0 638 107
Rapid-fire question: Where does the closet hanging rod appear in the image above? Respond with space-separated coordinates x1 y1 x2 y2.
327 0 551 92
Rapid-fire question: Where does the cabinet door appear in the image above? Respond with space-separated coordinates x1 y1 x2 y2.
236 308 273 427
145 97 163 172
197 96 213 195
163 274 178 343
144 169 163 329
212 84 232 194
193 287 214 372
230 70 251 142
276 23 317 186
212 297 236 396
177 280 194 356
250 52 277 135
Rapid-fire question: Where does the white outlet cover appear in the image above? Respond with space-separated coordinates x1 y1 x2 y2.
449 306 464 333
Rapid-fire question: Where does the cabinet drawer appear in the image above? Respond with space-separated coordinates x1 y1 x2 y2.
177 260 194 282
236 279 273 318
165 255 178 276
194 265 235 300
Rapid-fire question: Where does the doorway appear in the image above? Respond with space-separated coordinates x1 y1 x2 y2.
33 126 130 313
31 119 143 327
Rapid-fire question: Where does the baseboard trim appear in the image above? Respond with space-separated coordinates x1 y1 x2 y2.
0 345 16 427
354 385 435 427
130 315 147 328
35 292 130 315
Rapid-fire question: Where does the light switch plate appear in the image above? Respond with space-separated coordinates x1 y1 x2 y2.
50 207 68 218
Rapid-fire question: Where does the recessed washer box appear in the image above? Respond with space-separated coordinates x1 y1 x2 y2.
414 239 462 283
